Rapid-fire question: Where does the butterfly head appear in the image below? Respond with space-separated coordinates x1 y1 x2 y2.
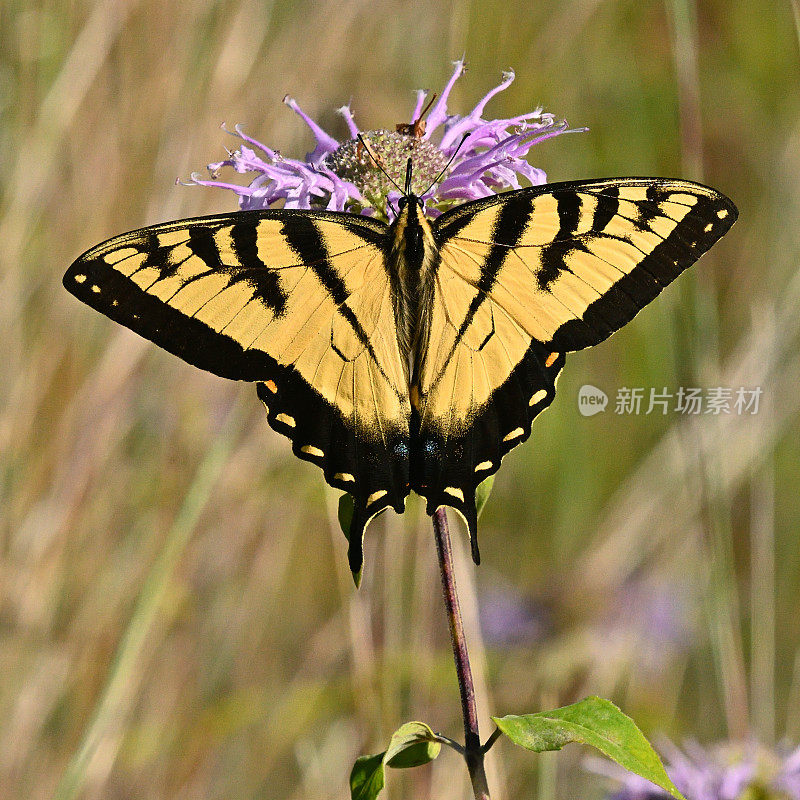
396 194 423 212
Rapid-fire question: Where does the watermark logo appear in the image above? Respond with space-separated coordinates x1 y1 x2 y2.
578 384 608 416
576 385 763 416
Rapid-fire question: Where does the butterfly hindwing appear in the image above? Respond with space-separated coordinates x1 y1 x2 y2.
412 178 737 556
410 340 565 563
64 209 412 573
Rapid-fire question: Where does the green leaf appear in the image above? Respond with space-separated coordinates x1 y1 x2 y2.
337 493 362 588
338 493 355 540
492 696 685 800
475 474 495 519
350 752 385 800
385 722 441 768
349 722 442 800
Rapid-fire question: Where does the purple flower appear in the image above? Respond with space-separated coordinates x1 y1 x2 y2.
588 739 800 800
188 59 585 222
478 580 551 647
592 579 694 676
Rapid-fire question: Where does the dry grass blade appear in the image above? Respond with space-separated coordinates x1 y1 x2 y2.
54 401 246 800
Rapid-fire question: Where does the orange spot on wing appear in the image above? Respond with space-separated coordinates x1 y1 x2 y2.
264 379 278 393
545 352 559 368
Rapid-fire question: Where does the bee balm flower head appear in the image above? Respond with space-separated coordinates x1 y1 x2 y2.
190 59 585 222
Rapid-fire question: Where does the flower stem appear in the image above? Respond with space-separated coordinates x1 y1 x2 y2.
432 508 491 800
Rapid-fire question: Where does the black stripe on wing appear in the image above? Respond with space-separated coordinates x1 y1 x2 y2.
230 221 289 314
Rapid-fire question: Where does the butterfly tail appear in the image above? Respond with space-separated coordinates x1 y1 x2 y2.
346 495 398 586
347 499 368 585
465 499 481 565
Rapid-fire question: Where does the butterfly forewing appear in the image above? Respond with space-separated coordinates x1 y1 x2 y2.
64 209 412 572
412 178 737 556
435 178 737 351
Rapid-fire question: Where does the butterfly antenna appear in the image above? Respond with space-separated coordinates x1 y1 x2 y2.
420 132 470 199
357 133 404 195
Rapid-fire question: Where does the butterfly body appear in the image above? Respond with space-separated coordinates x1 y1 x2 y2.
64 177 737 575
388 194 437 392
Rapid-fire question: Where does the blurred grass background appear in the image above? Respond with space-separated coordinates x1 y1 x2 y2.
1 0 798 798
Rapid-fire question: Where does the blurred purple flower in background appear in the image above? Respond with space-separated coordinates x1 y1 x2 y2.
189 59 584 222
774 747 800 797
595 579 695 676
588 739 800 800
478 578 551 647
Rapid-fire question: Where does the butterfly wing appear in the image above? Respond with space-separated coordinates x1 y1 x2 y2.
415 178 737 558
64 209 411 573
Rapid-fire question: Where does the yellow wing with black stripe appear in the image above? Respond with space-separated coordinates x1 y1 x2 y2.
413 178 737 558
63 209 411 573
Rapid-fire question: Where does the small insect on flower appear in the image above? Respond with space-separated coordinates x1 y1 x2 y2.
64 60 737 583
